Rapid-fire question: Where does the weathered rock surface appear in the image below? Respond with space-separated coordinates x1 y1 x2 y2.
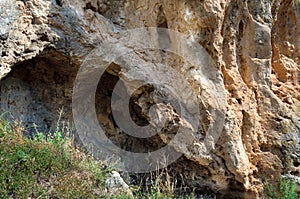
0 0 299 198
105 171 133 197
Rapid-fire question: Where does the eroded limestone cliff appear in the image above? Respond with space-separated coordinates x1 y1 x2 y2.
0 0 299 198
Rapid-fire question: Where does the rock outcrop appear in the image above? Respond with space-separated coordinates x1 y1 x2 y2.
105 171 133 197
0 0 299 198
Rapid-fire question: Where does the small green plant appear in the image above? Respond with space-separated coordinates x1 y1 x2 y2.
111 195 134 199
265 176 298 199
129 168 197 199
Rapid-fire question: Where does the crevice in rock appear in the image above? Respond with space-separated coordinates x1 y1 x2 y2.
84 2 98 13
237 19 252 88
83 0 124 26
157 5 168 29
55 0 62 7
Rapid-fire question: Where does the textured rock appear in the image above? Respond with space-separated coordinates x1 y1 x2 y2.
105 171 133 197
0 0 299 198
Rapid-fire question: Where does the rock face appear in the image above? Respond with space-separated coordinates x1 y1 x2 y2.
0 0 299 198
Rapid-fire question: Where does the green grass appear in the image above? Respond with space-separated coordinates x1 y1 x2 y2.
265 176 298 199
0 118 111 198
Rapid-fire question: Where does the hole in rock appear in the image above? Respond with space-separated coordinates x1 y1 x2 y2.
0 48 78 135
95 63 179 153
55 0 62 7
293 160 300 167
291 171 299 175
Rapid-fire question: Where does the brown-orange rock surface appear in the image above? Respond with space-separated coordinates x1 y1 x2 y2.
0 0 299 198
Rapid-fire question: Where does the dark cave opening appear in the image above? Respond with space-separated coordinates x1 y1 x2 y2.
0 48 78 135
95 63 169 153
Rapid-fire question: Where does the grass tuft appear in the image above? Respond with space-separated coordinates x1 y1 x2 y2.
265 176 298 199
